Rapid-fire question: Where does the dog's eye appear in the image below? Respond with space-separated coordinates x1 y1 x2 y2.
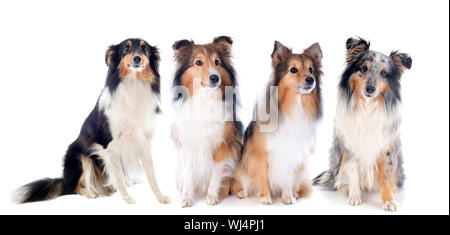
141 46 147 53
361 65 368 73
309 67 314 74
290 67 298 73
124 46 130 53
380 69 387 76
215 59 220 66
195 60 203 66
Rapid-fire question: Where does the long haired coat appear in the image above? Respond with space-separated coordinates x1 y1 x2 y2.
170 36 243 207
14 38 169 205
232 41 323 205
313 37 412 211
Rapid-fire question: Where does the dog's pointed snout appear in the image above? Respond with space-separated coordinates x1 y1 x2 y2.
305 77 315 85
133 55 142 64
209 74 219 83
366 85 376 94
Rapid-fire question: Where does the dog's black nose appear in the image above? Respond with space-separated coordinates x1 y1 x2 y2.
133 56 141 64
305 77 315 85
209 74 219 83
366 85 376 94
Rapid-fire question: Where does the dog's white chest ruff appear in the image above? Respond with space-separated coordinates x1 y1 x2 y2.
100 80 157 135
335 99 400 167
98 79 158 185
174 88 231 194
265 98 317 193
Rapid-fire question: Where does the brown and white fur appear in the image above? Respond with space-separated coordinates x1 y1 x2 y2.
170 36 243 208
232 41 323 205
313 37 412 211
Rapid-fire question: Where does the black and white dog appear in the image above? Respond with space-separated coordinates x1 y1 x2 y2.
14 38 169 204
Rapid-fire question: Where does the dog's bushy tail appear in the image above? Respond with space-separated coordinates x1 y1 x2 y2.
312 171 335 190
13 142 86 203
13 178 70 203
312 133 343 190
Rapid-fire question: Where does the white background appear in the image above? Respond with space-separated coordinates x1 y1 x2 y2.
0 0 448 215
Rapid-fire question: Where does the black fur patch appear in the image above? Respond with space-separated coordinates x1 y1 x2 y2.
15 38 160 203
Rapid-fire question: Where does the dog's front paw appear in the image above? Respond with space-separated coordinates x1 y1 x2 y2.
259 195 273 205
236 191 245 199
282 195 296 205
85 191 99 199
157 195 171 204
206 195 219 206
123 196 136 205
181 198 193 208
347 195 362 206
383 200 398 212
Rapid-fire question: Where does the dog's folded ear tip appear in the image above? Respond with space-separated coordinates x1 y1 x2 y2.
391 52 412 70
404 57 412 69
346 37 369 49
172 40 193 51
346 38 357 49
214 36 233 45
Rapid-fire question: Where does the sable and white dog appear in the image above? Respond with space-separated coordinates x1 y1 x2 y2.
14 38 169 205
171 36 243 207
232 41 323 205
313 37 412 211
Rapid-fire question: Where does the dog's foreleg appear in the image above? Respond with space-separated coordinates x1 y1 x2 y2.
180 151 195 208
377 148 398 212
206 161 227 206
139 143 170 204
256 162 272 205
102 148 135 204
346 160 362 206
281 188 296 205
181 174 194 208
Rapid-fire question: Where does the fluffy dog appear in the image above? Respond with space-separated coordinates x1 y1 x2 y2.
14 38 169 205
171 36 243 207
313 37 412 211
232 41 323 205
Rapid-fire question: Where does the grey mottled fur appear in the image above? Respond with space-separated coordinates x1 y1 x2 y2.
313 37 411 192
313 133 405 190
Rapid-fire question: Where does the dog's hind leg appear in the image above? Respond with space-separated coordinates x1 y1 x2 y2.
219 178 232 199
231 177 244 199
79 155 114 199
77 156 99 199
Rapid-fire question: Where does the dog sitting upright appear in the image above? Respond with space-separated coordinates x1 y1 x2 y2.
14 38 169 205
171 36 243 207
313 37 412 211
232 41 323 205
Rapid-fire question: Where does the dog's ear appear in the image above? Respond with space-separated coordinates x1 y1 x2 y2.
271 41 292 67
149 45 161 76
346 37 370 62
173 39 194 52
213 36 233 56
304 43 323 63
172 39 194 63
390 51 412 74
105 45 117 66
